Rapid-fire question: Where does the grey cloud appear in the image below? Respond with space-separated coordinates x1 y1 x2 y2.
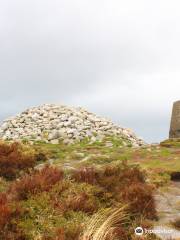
0 0 180 142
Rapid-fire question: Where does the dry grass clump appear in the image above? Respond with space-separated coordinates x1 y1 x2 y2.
9 166 64 200
171 217 180 230
81 205 128 240
0 141 36 180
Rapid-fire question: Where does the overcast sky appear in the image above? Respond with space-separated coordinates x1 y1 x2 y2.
0 0 180 142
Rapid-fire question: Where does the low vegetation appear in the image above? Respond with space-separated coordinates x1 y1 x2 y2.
0 139 179 239
0 141 47 180
0 141 35 180
30 137 180 186
9 166 64 200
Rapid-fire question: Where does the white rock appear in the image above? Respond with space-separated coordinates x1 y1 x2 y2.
50 139 59 144
105 142 113 147
1 122 9 131
48 130 59 140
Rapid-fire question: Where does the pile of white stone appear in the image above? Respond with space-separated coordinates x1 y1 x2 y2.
0 104 144 146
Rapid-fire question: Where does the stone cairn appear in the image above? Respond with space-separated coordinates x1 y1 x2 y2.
169 100 180 138
0 104 144 146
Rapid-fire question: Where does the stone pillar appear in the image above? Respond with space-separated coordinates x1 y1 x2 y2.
169 100 180 138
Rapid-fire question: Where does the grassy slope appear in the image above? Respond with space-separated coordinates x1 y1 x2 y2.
32 137 180 186
0 137 179 240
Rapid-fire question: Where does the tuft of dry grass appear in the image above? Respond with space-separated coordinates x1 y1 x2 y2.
171 217 180 230
81 205 128 240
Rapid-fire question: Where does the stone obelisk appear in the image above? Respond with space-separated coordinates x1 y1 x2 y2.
169 100 180 138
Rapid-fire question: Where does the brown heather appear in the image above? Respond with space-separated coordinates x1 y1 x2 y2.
9 166 64 200
0 142 36 180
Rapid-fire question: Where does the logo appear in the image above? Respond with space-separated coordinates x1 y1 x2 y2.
135 227 144 236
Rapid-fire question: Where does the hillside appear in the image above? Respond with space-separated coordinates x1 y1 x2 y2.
0 105 179 240
0 137 179 239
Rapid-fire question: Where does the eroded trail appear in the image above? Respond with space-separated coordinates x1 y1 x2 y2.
154 181 180 240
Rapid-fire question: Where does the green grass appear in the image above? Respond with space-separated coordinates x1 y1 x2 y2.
31 137 132 167
160 138 180 148
30 137 180 187
19 192 89 239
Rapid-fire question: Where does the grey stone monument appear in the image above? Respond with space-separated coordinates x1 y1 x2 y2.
169 100 180 138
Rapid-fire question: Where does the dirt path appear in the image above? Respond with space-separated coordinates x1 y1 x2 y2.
153 181 180 240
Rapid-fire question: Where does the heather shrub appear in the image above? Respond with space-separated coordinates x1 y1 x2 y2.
53 228 65 240
71 164 156 220
18 193 61 239
0 142 158 239
72 167 98 185
0 177 9 193
0 193 11 230
61 211 88 240
98 164 145 192
52 182 103 214
19 192 88 240
66 191 99 214
66 192 95 213
0 193 26 239
34 152 47 162
99 165 156 219
120 183 156 219
0 142 36 180
9 166 64 200
43 218 84 240
72 164 145 191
